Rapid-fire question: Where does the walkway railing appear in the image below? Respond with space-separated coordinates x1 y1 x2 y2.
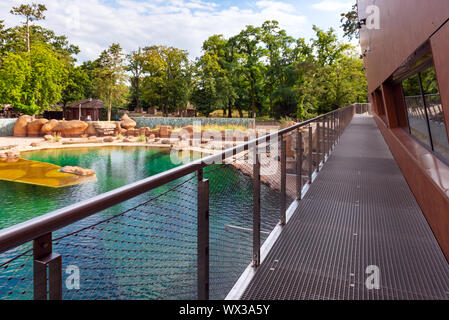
0 104 361 300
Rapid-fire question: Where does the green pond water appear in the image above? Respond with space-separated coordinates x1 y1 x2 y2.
0 147 184 229
0 146 284 300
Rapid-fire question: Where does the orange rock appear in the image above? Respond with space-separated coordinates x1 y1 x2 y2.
120 114 137 130
53 120 88 138
27 119 48 137
60 166 95 176
148 129 160 137
0 150 20 159
13 115 34 137
41 119 60 135
93 122 116 136
125 129 139 137
86 123 98 136
114 121 122 135
182 125 194 138
159 126 172 138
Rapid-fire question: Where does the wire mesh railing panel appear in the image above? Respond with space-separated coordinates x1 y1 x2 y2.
205 153 254 299
0 244 33 300
0 176 200 300
54 176 198 300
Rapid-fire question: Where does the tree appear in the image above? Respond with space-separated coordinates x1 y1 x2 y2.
305 26 366 114
0 20 5 49
340 3 359 40
80 60 98 98
261 20 295 117
127 48 146 112
10 3 47 53
200 35 236 117
140 46 190 116
0 42 68 114
61 65 91 108
93 43 127 121
191 53 220 117
230 25 264 118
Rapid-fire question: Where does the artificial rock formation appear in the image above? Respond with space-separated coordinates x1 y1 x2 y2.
13 115 34 137
182 125 194 139
52 120 89 138
120 114 137 130
27 119 49 137
92 122 116 136
60 166 95 176
159 126 172 138
41 120 60 135
85 123 98 136
0 150 20 159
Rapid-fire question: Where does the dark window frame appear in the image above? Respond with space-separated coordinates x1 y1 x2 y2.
401 63 449 164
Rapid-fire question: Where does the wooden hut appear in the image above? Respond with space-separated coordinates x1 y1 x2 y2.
65 99 104 121
183 103 196 117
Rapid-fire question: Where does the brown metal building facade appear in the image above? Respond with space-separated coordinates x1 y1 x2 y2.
358 1 449 260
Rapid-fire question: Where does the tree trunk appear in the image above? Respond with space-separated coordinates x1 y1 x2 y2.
228 104 232 118
108 101 112 122
269 86 273 117
237 106 243 118
26 17 30 53
135 77 140 112
250 78 256 118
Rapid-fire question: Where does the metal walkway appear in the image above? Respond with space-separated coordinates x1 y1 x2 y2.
242 115 449 300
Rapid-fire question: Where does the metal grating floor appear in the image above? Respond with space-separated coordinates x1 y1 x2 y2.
241 115 449 300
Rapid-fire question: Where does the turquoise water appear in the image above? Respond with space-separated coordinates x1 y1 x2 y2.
0 147 185 229
0 147 283 300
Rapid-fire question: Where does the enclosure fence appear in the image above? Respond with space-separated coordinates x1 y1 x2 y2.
0 104 367 300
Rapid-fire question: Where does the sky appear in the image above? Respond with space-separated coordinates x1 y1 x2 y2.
0 0 356 63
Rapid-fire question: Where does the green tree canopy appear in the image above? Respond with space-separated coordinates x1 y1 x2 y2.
10 3 47 53
0 42 68 114
93 43 128 121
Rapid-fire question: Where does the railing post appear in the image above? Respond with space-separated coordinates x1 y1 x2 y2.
296 129 303 200
33 233 62 300
316 122 321 172
327 116 330 157
323 116 327 160
253 142 261 268
332 112 336 148
308 126 313 184
337 113 341 141
321 118 325 165
197 169 210 300
280 135 287 226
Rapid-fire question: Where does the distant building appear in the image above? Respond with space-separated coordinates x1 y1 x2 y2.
183 103 196 117
65 99 104 121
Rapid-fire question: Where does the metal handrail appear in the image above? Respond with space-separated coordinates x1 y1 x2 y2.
0 104 355 254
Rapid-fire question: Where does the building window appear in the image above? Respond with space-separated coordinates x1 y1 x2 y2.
402 63 449 160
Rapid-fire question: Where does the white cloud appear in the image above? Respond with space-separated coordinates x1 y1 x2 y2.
0 0 307 63
312 0 353 12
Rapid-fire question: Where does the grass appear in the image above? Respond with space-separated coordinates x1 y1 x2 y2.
208 110 250 118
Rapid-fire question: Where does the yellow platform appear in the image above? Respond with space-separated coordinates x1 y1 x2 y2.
0 159 97 188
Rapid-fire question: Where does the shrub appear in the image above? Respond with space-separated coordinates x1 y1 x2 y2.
137 135 146 142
